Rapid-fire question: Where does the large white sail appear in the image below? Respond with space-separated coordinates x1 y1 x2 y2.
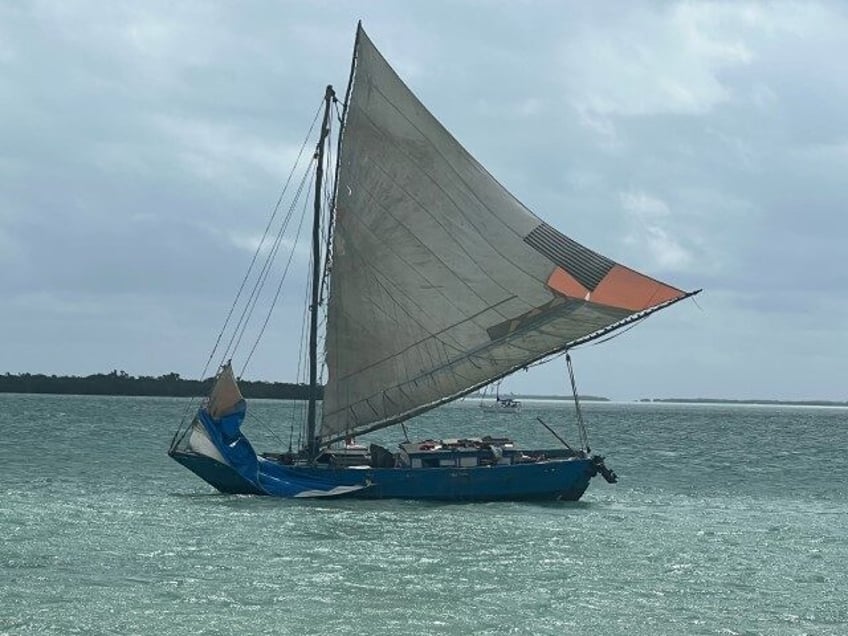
321 25 687 442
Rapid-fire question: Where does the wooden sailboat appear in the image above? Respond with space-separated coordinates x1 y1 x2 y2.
168 23 698 500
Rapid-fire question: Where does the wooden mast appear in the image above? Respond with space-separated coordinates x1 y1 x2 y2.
306 84 335 460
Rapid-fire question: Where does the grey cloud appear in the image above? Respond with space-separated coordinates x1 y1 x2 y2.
2 1 846 400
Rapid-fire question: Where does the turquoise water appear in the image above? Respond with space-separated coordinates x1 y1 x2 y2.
1 394 846 635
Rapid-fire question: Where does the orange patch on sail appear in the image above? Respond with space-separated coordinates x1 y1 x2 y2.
590 265 684 311
546 267 589 299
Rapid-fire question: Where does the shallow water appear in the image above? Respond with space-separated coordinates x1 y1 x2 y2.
1 394 846 634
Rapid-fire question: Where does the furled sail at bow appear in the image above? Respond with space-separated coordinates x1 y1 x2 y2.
321 25 691 443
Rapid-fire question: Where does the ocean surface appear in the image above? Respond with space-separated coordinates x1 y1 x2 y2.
1 393 846 635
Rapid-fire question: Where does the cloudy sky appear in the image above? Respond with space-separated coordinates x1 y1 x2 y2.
2 1 846 400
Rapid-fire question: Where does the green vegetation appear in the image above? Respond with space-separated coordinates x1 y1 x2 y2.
0 371 317 400
5 374 843 406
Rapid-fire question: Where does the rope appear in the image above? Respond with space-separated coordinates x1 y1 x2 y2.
289 246 314 452
215 100 323 373
239 163 315 376
227 156 315 362
566 352 590 452
245 409 288 447
170 101 325 443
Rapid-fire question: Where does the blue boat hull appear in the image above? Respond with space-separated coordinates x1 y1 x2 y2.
170 449 266 496
169 404 599 501
171 449 595 501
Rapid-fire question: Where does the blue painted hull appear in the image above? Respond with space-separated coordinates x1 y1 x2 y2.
169 405 600 501
171 449 595 501
170 449 265 496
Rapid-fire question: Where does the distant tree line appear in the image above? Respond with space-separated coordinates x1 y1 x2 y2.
640 397 848 407
0 371 320 400
469 392 609 401
522 394 610 402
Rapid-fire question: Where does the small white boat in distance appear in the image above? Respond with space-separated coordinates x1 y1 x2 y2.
479 380 522 412
479 396 522 413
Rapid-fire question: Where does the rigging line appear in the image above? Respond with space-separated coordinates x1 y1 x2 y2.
690 294 704 312
289 254 314 452
226 157 316 361
523 349 567 370
562 292 702 365
245 409 288 447
223 169 305 363
518 318 639 372
296 267 311 453
212 103 324 368
209 100 323 374
566 352 589 451
233 163 314 364
522 297 694 369
580 318 645 349
291 96 326 449
240 165 315 377
298 221 316 413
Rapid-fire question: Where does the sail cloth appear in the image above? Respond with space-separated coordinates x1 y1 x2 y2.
207 363 244 421
321 25 688 442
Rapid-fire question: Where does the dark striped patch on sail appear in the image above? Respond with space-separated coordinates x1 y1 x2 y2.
524 223 614 291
